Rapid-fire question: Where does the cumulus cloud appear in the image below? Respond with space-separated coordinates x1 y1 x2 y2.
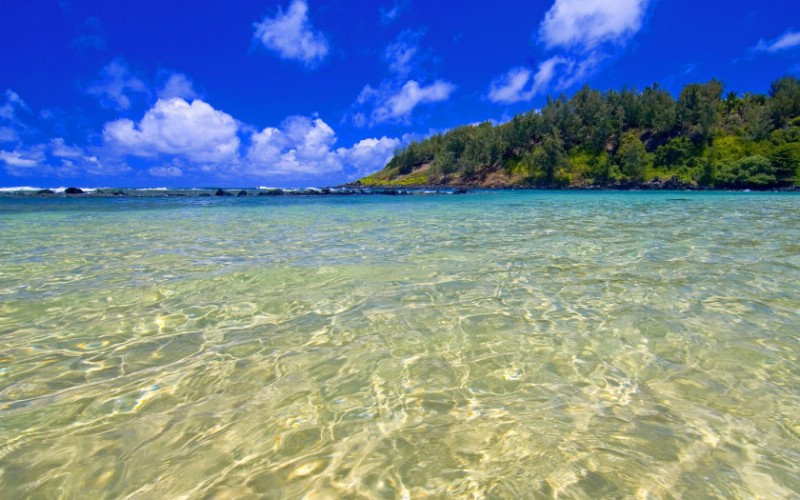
754 30 800 53
339 136 400 176
103 97 240 163
247 115 340 175
158 73 199 100
87 59 148 110
539 0 649 51
253 0 329 67
246 115 400 177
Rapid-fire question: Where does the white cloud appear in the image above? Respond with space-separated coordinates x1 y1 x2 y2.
149 165 183 177
539 0 650 51
0 150 41 168
0 146 47 176
253 0 329 67
158 73 199 100
754 30 800 53
103 97 240 163
487 54 605 104
247 115 340 175
488 57 572 104
488 0 647 103
489 67 535 104
246 115 400 177
365 80 455 125
87 59 148 110
337 136 399 176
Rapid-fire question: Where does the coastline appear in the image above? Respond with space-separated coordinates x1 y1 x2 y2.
1 182 799 198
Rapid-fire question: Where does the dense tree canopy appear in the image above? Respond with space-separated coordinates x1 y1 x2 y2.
362 77 800 189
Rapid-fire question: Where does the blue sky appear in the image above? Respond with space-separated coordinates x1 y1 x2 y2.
1 0 798 188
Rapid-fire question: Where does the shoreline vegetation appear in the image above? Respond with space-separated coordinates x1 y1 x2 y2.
359 77 800 191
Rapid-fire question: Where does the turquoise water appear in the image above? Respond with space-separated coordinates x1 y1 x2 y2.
1 191 799 498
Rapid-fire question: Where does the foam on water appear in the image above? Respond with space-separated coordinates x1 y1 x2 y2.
0 191 798 498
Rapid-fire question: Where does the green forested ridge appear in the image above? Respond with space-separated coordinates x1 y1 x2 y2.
360 77 800 189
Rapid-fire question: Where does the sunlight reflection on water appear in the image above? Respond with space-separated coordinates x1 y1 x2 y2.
0 191 799 498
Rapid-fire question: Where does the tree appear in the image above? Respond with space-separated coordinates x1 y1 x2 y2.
641 83 677 134
768 76 800 127
768 144 800 185
618 134 648 181
716 155 776 188
571 85 611 152
532 129 567 184
677 80 723 143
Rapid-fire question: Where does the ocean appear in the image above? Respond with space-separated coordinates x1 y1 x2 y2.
1 191 798 498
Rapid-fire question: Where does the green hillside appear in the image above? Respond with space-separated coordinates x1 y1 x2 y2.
360 77 800 189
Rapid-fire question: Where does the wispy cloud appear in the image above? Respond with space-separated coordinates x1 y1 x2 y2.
352 31 454 125
489 0 650 104
384 30 423 77
489 60 562 104
0 89 32 143
148 164 183 178
369 80 454 124
50 138 85 158
86 59 149 110
253 0 329 68
380 0 410 24
753 30 800 53
71 16 106 52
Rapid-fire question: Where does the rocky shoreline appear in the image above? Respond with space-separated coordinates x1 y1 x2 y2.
2 177 798 198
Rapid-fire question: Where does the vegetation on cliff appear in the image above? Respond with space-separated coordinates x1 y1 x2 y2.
360 77 800 189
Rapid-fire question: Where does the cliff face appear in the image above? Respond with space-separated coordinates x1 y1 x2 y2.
359 78 800 190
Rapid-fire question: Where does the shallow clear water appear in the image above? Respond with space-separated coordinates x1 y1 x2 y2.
1 191 799 498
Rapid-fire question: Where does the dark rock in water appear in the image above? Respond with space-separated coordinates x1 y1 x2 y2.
65 187 84 194
199 193 211 197
36 189 55 195
258 189 284 196
112 190 126 196
453 188 468 194
237 190 248 197
215 189 226 196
